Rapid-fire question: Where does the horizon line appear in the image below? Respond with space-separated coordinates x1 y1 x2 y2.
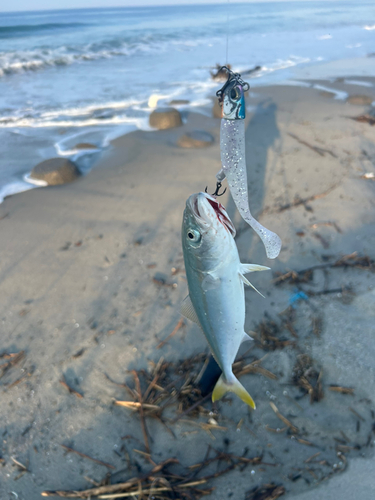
0 0 342 15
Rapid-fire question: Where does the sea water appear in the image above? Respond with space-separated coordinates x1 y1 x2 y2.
0 1 374 201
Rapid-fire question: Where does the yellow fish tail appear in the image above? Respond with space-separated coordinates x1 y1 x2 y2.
212 374 256 409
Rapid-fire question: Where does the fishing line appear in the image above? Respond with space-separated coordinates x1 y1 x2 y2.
225 0 230 66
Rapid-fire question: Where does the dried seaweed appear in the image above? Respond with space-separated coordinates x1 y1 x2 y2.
246 483 286 500
292 355 323 403
42 448 271 499
274 252 375 287
253 319 296 351
113 353 207 426
60 445 115 470
0 351 25 380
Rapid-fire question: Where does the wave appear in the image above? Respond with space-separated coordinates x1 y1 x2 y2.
239 56 311 80
0 22 88 39
0 180 34 204
0 35 205 77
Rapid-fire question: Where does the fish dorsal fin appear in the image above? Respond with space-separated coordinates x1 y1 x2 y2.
240 263 270 274
239 272 265 298
181 295 200 325
242 331 253 343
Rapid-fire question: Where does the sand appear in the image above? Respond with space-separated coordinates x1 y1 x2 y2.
0 70 375 500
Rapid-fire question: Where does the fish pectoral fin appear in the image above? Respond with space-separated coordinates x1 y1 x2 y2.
212 374 256 409
240 263 270 274
242 331 253 343
181 295 200 325
238 272 265 298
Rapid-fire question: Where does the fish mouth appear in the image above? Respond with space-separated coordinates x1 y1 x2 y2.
188 192 236 237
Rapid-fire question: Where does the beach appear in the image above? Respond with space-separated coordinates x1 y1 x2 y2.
0 61 375 499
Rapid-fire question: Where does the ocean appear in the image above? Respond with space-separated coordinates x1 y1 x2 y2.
0 1 374 201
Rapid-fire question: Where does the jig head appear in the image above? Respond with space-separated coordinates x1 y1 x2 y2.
216 66 250 120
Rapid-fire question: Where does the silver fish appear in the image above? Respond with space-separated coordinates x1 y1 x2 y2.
181 191 269 408
216 67 282 260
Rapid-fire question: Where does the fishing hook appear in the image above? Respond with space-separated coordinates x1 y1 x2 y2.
205 181 227 197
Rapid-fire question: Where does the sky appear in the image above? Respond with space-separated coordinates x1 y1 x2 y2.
0 0 324 13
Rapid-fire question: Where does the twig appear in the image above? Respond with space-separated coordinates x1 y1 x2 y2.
313 232 330 249
288 132 338 158
274 252 375 286
276 183 339 213
310 221 342 233
172 393 212 423
115 401 160 412
329 386 354 395
269 402 299 434
60 445 115 470
157 318 185 349
11 457 29 471
0 351 25 379
349 407 365 422
304 452 321 464
41 458 178 497
235 363 278 380
6 373 29 390
97 480 208 499
307 286 352 296
132 370 150 454
103 373 137 400
59 376 83 399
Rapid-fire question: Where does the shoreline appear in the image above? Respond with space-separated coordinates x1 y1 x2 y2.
1 55 375 204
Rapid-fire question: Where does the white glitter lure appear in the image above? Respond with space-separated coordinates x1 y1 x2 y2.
216 67 282 260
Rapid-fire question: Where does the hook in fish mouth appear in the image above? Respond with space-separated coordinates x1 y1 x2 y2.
188 192 236 237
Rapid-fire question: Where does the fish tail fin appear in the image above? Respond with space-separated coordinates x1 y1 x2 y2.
212 374 256 409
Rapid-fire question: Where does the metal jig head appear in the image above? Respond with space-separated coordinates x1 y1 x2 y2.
205 181 227 197
216 66 250 120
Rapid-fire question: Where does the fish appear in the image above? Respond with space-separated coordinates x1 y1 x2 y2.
216 67 282 260
181 191 269 408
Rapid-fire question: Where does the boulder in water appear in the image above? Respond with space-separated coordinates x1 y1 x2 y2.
74 143 99 150
30 158 81 186
149 107 182 129
347 95 374 105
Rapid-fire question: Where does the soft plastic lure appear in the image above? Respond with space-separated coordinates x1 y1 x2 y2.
215 67 282 259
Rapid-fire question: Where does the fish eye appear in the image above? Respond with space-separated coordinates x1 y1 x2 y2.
230 86 241 100
187 229 201 243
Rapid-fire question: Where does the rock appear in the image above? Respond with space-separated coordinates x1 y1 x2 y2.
74 143 98 150
177 130 214 148
347 95 374 105
169 99 190 105
213 99 222 119
149 107 182 129
30 158 80 186
319 90 336 98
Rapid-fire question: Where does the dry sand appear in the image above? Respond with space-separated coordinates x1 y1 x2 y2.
0 74 375 500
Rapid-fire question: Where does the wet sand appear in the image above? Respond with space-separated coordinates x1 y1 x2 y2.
0 75 375 499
